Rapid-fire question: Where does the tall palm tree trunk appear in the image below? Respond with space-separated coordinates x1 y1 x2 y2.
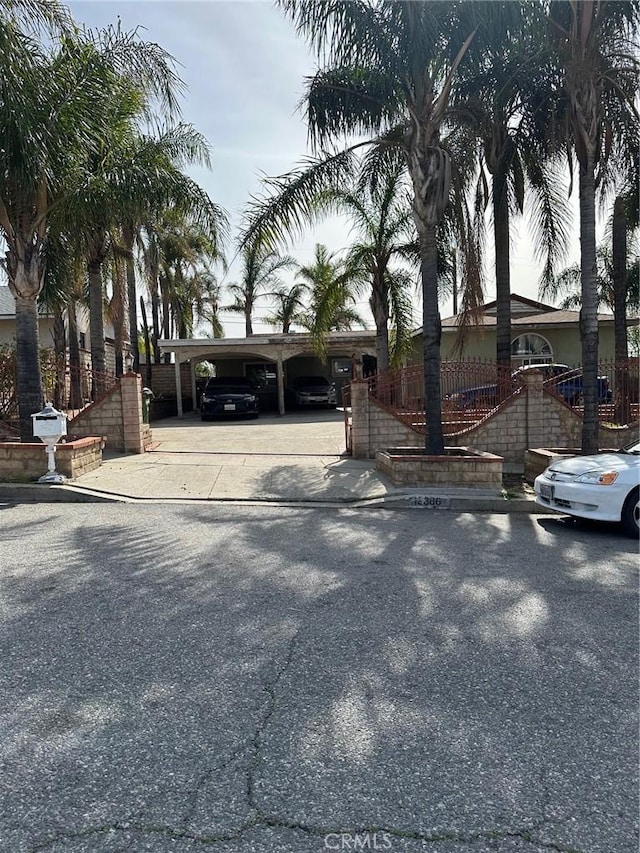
245 306 253 337
140 296 152 387
419 222 445 454
493 171 512 372
127 253 139 370
112 257 127 377
161 276 171 363
371 288 390 373
579 157 599 455
409 141 447 455
150 278 161 363
88 259 107 395
14 294 44 440
612 195 630 424
122 225 139 372
67 299 82 409
52 306 66 409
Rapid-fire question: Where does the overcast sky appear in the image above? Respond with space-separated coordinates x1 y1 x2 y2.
68 0 585 337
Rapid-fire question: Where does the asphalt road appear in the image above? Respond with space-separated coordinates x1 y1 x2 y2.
0 504 638 853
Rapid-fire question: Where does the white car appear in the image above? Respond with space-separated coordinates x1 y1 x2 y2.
534 440 640 537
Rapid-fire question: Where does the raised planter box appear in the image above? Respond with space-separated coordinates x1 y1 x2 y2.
0 436 104 482
376 446 503 488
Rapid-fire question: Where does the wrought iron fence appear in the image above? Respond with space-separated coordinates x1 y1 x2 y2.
1 354 118 433
365 358 638 435
369 360 522 435
543 358 639 425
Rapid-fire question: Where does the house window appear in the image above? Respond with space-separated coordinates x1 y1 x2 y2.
511 333 552 366
79 333 86 350
332 358 352 377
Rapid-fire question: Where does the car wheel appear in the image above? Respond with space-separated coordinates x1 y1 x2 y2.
621 488 640 538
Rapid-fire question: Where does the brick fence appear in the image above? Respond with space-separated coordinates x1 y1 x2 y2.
350 371 639 472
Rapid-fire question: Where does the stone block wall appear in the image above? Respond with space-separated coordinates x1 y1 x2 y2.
69 373 149 453
350 370 639 471
145 363 192 399
376 447 503 488
68 385 124 451
0 437 103 481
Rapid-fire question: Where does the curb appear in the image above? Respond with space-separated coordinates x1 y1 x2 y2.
0 482 541 512
0 483 127 503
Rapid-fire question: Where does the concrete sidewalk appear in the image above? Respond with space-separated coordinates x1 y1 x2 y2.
0 411 538 511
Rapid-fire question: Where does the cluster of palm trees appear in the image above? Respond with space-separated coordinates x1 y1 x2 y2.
1 1 228 439
243 0 639 455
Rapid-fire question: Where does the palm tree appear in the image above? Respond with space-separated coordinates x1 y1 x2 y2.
263 283 308 333
295 243 365 356
225 239 295 336
548 0 640 453
453 2 570 371
0 18 121 437
245 0 486 453
156 215 226 341
548 245 639 315
192 273 225 339
317 155 417 370
0 0 72 35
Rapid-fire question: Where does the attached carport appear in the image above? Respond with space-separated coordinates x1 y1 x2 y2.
158 331 377 417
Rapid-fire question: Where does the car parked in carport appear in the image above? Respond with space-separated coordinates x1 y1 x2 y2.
200 378 259 420
287 375 337 408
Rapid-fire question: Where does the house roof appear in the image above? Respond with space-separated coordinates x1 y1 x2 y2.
440 308 615 329
479 293 558 316
158 329 378 362
411 292 617 336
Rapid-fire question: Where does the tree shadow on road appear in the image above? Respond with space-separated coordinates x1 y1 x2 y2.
1 502 637 852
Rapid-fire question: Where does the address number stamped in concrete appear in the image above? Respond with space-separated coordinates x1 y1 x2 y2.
406 495 452 509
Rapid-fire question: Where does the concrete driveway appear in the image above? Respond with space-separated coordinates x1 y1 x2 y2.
149 410 348 455
70 410 396 503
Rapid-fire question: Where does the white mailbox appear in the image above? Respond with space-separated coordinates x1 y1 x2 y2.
31 403 67 483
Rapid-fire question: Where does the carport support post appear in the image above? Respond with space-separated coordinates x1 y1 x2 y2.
276 357 285 416
190 361 197 412
175 354 183 418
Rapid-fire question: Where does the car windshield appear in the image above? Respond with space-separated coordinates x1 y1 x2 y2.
205 381 252 394
619 440 640 455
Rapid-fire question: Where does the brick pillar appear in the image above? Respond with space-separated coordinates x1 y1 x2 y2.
520 369 545 450
120 373 146 453
350 379 371 459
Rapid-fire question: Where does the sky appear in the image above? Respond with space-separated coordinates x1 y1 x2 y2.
67 0 587 337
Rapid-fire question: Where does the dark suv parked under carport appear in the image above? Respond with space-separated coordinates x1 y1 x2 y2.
200 378 259 420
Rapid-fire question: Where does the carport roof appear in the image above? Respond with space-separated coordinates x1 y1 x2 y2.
158 330 377 362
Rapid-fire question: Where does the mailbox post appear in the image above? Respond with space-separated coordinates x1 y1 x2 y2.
32 403 67 483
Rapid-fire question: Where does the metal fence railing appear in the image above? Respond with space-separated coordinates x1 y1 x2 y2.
362 358 639 437
544 358 639 425
369 360 523 435
1 356 118 434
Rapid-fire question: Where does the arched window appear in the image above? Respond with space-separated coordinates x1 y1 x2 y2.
511 333 553 366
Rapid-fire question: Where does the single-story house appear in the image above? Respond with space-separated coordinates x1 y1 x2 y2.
412 293 620 366
0 285 116 372
158 330 378 416
0 285 57 349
